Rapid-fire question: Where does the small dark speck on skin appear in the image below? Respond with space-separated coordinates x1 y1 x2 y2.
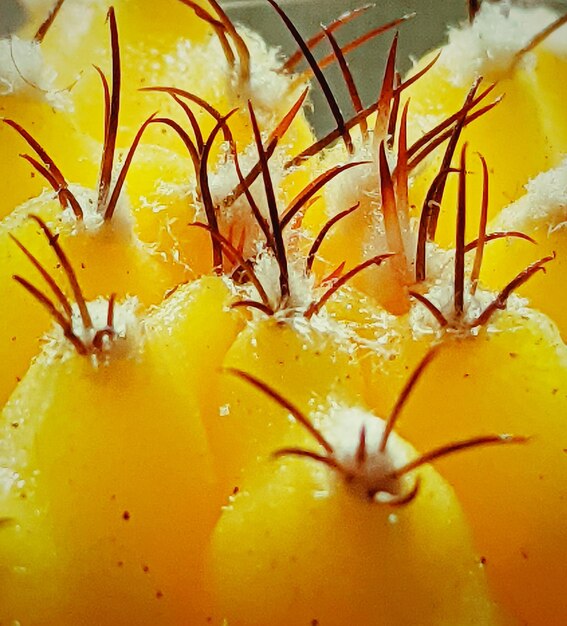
11 422 18 429
232 486 239 495
11 336 16 341
311 620 320 626
156 590 163 599
463 373 470 378
521 550 529 560
142 565 150 573
81 263 86 269
509 352 518 358
552 388 558 395
117 561 124 568
122 510 131 521
563 449 567 454
480 556 487 566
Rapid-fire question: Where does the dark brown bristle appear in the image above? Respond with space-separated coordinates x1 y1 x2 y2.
472 254 555 328
222 87 309 210
428 78 481 242
96 7 121 215
285 52 440 170
305 253 393 319
379 347 439 453
280 161 369 231
374 33 398 141
190 222 271 308
30 215 92 331
104 114 159 221
355 425 368 467
513 12 567 68
464 230 537 254
454 143 468 318
321 261 346 284
10 232 73 319
267 0 353 153
273 448 340 471
322 26 367 140
312 14 413 77
248 102 290 302
19 154 83 219
150 117 200 175
225 368 334 454
228 138 275 251
470 153 489 294
231 299 274 317
407 82 495 163
34 0 66 42
207 0 251 82
106 293 116 327
282 4 374 72
408 96 502 174
398 50 441 95
409 291 449 327
415 166 459 283
12 275 87 355
140 86 232 144
171 93 204 151
91 293 118 352
199 108 239 271
394 99 410 235
468 0 481 23
390 434 527 479
386 72 401 150
179 0 235 68
379 140 409 284
3 119 83 219
306 203 359 275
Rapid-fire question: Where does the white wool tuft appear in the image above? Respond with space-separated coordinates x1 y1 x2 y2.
45 296 143 364
248 248 316 313
314 401 412 500
494 157 567 233
0 35 68 108
440 3 567 85
409 260 529 339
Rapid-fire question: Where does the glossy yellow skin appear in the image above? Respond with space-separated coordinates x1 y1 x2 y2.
0 191 178 405
212 315 366 495
480 202 567 341
207 433 502 626
0 276 239 624
404 47 567 246
362 309 567 626
0 97 97 219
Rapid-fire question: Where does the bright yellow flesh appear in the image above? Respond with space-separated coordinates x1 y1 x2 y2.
0 276 238 624
404 48 567 246
362 309 567 626
0 192 178 405
207 444 501 626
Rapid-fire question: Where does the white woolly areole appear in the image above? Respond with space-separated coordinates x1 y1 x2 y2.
494 156 567 234
54 183 134 236
20 0 107 51
316 402 413 501
440 3 567 85
44 296 143 365
163 24 306 128
0 36 68 108
409 258 530 340
247 248 316 313
206 139 291 260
